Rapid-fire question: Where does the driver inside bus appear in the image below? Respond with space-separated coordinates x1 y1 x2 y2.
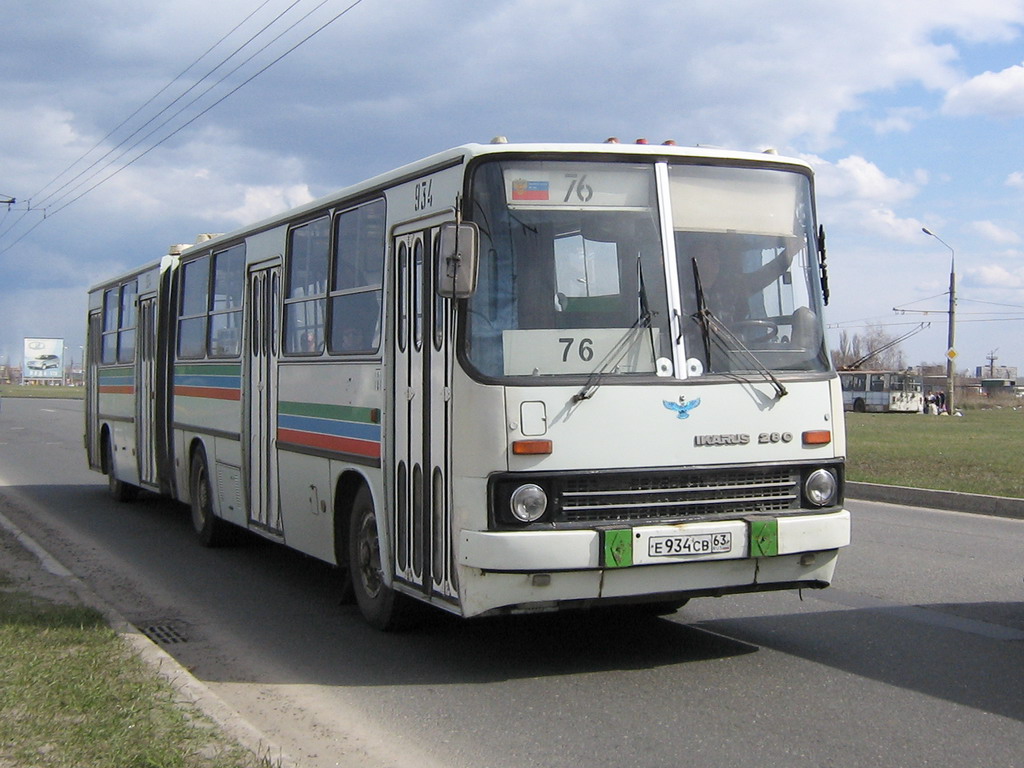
679 232 821 362
684 233 795 324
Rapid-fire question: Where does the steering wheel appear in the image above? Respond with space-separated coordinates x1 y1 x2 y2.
730 319 778 345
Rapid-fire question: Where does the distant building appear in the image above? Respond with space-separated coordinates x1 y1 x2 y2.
975 365 1017 379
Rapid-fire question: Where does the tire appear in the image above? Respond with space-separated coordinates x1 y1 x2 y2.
853 398 866 413
104 436 138 503
189 449 234 547
333 503 355 606
348 486 415 631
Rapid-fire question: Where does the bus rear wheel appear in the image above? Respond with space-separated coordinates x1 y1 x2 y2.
104 436 138 503
349 486 414 631
189 450 234 547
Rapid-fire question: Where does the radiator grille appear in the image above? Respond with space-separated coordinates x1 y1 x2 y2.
556 466 800 523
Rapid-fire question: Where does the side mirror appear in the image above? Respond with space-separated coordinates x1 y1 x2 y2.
436 222 479 298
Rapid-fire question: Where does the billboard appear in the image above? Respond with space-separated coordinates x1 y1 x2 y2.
23 337 64 380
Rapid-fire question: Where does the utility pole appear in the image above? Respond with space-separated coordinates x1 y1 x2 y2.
922 228 956 413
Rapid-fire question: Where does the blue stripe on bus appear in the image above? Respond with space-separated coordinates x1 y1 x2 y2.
173 374 242 389
277 414 381 443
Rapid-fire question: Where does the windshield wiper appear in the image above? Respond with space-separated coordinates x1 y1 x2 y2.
690 257 713 371
696 308 788 399
571 310 653 403
572 257 657 403
689 256 786 399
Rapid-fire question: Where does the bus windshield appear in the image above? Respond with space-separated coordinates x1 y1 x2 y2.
464 158 829 381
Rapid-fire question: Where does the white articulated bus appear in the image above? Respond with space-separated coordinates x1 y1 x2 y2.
840 370 924 413
85 140 850 629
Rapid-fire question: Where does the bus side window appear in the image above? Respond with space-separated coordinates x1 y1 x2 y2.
101 287 120 363
209 245 244 357
329 199 384 355
178 257 210 359
284 216 330 355
117 280 138 363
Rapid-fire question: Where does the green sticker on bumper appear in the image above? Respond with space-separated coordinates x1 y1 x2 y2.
749 518 779 557
602 529 633 568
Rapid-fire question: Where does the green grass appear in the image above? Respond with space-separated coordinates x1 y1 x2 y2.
0 574 274 768
845 407 1024 498
0 384 84 399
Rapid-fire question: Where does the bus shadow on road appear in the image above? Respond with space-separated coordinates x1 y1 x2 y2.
37 486 760 682
387 608 761 679
692 602 1024 723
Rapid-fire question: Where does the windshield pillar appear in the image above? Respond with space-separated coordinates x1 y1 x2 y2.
654 161 686 380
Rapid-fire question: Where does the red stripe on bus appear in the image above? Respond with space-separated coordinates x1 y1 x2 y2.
98 385 134 394
174 385 241 401
277 428 381 458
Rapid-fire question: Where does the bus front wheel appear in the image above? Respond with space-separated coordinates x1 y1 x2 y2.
349 486 414 631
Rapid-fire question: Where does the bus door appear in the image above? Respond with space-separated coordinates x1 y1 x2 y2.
392 226 457 602
246 263 283 534
85 311 102 470
136 296 158 486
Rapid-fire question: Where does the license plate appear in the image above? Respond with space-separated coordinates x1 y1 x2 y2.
648 531 733 558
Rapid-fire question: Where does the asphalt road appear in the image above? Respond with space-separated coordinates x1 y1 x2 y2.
1 397 1022 768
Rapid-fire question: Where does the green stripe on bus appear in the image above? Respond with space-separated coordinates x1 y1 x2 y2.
278 401 378 423
174 363 242 375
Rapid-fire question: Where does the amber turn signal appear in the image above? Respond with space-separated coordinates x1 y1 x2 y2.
512 440 553 455
802 430 831 445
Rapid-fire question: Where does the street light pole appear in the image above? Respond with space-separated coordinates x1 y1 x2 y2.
922 227 956 413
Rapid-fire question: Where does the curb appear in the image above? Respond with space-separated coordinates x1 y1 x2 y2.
0 507 297 768
846 481 1024 520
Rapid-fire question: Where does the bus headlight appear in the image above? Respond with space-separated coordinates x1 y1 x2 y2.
510 484 548 523
804 469 838 507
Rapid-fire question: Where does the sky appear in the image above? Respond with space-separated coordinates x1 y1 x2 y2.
2 0 1023 376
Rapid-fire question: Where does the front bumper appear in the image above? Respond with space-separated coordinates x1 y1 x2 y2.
461 508 850 571
455 509 850 617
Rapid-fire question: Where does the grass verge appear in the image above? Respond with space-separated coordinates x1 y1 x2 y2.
0 384 83 400
845 407 1024 498
0 570 274 768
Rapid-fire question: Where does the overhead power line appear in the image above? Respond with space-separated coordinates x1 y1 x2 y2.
0 0 367 256
26 0 280 210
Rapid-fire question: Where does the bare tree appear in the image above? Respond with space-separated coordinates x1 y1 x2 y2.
832 324 906 370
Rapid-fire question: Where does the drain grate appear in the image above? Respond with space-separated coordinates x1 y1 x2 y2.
139 623 188 645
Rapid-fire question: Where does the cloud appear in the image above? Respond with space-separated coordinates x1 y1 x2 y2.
942 61 1024 118
4 0 1024 370
869 108 928 135
803 154 926 240
817 155 921 202
972 263 1024 289
968 220 1021 244
217 184 315 226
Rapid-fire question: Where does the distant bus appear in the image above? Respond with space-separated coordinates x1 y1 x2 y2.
85 139 850 630
839 370 923 413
